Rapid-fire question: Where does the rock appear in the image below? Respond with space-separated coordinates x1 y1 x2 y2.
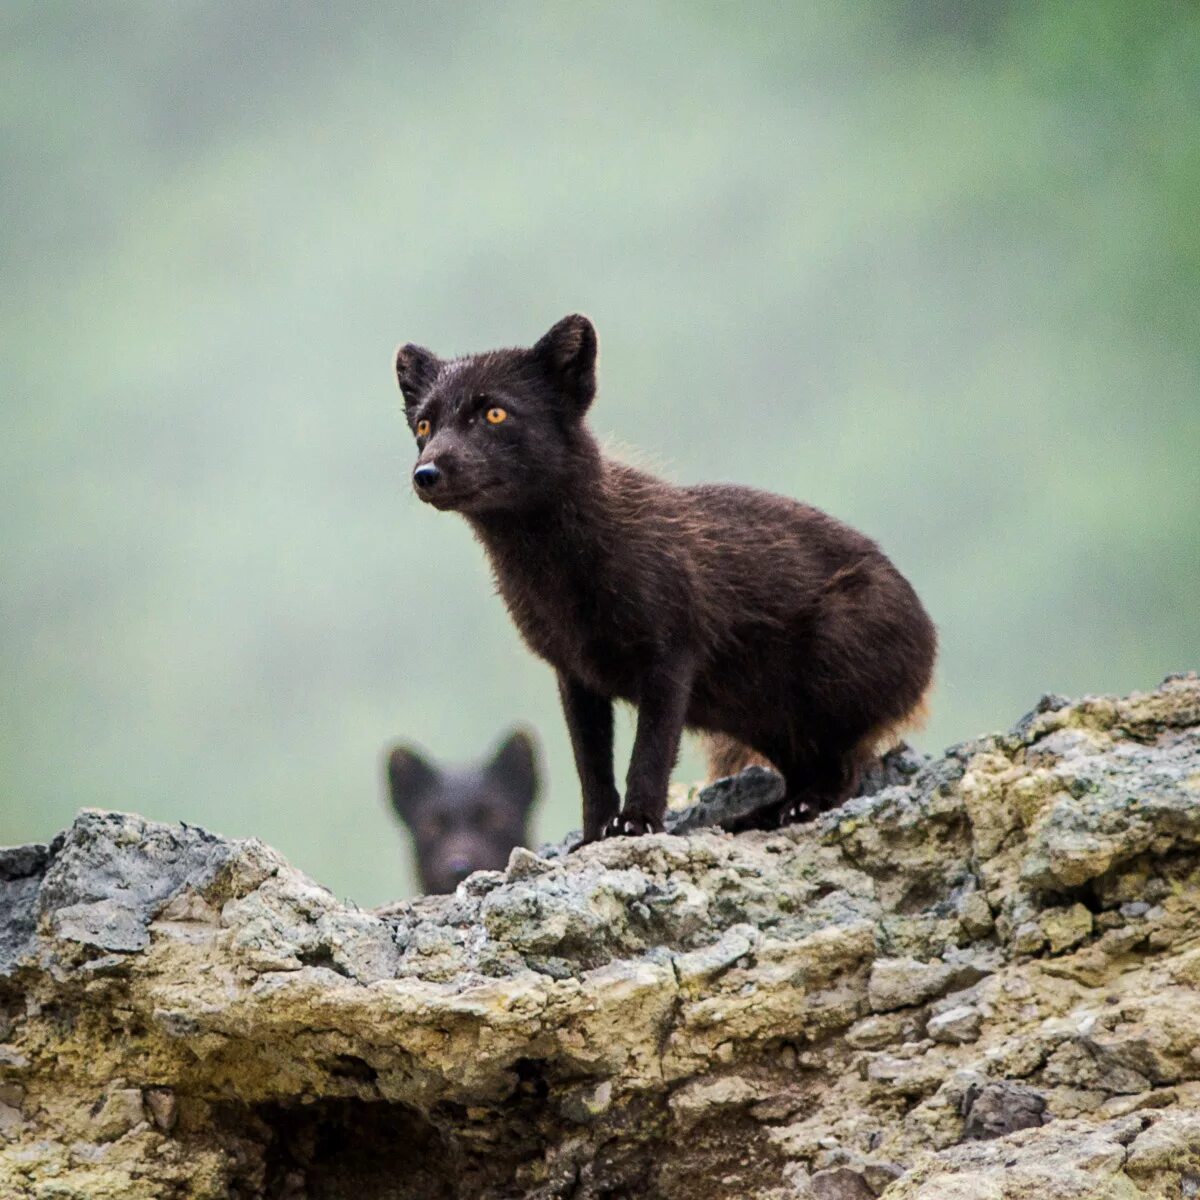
91 1087 147 1142
504 845 554 880
885 1117 1143 1199
868 958 956 1013
927 1005 982 1045
670 1076 761 1128
846 1012 911 1050
1124 1110 1200 1174
0 844 50 880
856 742 930 795
809 1165 874 1199
961 1081 1047 1140
560 1079 614 1124
1040 903 1094 953
955 890 994 939
866 1054 947 1099
0 842 50 977
143 1087 178 1133
862 1161 904 1194
0 1100 25 1138
666 764 785 833
54 899 153 952
1011 920 1045 954
1 675 1199 1199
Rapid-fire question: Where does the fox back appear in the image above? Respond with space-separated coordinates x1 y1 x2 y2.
395 315 936 841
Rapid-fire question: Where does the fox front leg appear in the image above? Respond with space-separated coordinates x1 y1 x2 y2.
557 672 620 844
609 648 697 838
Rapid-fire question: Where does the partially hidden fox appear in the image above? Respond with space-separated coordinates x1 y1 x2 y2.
386 729 539 893
395 314 936 843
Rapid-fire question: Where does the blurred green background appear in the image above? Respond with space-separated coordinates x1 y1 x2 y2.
2 2 1197 904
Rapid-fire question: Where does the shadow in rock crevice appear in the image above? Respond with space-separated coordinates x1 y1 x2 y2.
218 1098 466 1200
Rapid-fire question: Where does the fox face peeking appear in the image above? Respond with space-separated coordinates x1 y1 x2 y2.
396 314 598 515
385 729 539 895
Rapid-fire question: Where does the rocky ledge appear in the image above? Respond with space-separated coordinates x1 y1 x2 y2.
2 675 1200 1199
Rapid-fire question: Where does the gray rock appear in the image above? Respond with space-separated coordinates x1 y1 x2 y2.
868 957 956 1013
1 675 1199 1200
856 742 930 796
810 1166 874 1199
0 843 50 881
961 1080 1047 1140
505 845 554 880
927 1005 982 1045
861 1162 904 1194
5 810 237 976
54 900 150 953
37 809 234 918
666 765 785 834
0 840 52 978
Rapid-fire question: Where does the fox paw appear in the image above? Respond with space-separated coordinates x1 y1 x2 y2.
778 799 819 827
603 813 664 839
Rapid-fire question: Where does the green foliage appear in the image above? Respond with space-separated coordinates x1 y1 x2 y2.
2 1 1197 903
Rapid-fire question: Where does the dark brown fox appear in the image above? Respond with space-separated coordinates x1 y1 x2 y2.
386 729 539 894
394 315 936 843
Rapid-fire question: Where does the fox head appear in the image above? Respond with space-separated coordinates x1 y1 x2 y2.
385 729 539 894
395 314 598 515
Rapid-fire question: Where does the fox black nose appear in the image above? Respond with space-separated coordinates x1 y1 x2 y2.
413 463 442 491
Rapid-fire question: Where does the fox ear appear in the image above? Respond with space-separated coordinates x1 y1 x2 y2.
386 745 439 823
485 728 539 813
533 314 597 413
394 344 440 409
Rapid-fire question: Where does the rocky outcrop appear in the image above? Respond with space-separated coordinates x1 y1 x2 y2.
2 674 1200 1199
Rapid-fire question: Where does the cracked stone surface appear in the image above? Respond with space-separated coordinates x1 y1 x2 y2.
1 674 1199 1198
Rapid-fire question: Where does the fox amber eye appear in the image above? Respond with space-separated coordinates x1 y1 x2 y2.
415 419 431 438
486 406 507 425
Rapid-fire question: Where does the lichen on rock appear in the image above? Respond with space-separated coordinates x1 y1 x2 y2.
2 674 1200 1198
